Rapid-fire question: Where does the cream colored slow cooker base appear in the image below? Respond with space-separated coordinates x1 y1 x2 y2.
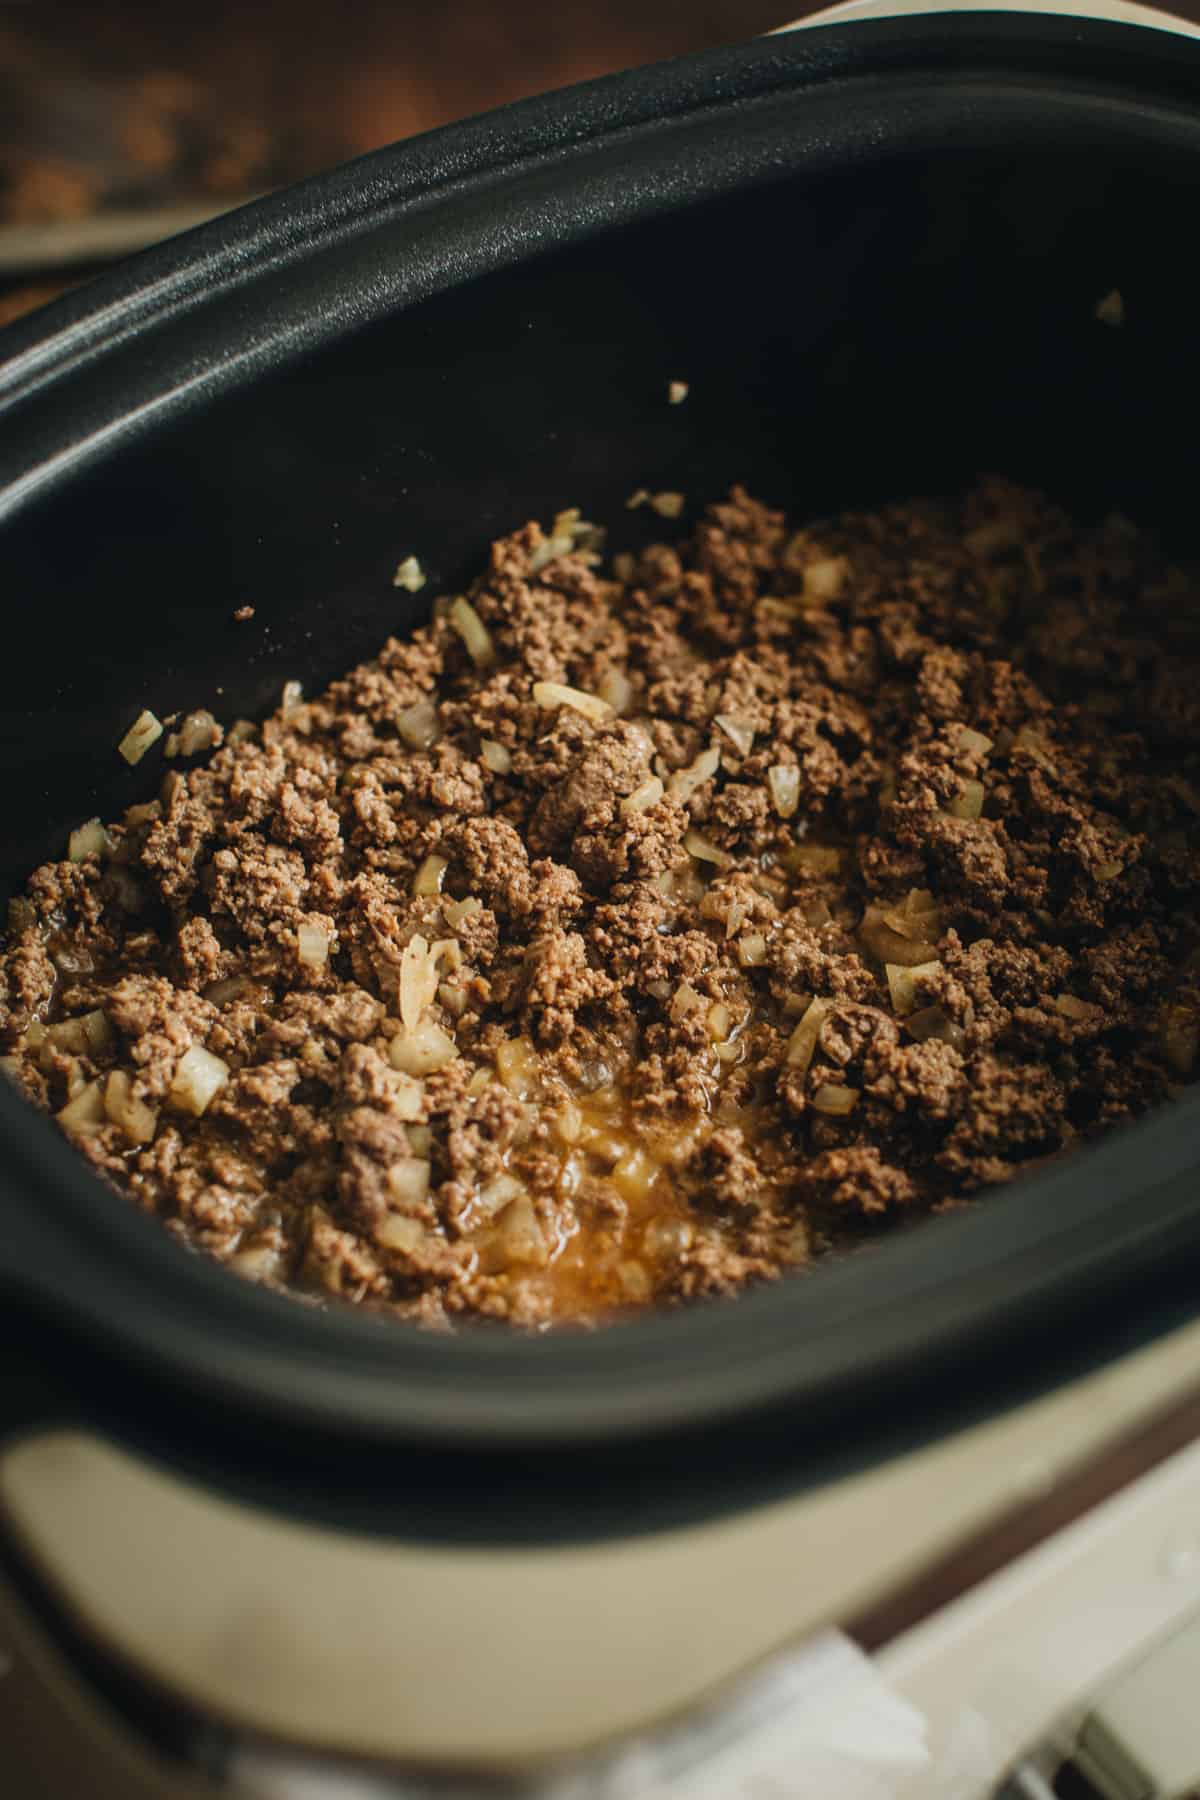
779 0 1200 38
4 1311 1200 1778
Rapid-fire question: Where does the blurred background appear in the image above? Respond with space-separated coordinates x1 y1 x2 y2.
4 0 1200 334
0 0 791 329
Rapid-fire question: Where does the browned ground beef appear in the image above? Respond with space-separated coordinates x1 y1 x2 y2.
3 478 1198 1329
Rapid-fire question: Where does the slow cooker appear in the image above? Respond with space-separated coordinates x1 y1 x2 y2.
4 4 1200 1795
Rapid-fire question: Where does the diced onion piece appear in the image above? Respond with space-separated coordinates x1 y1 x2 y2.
83 1009 113 1054
804 556 848 602
392 555 426 592
957 726 994 758
529 530 575 573
227 720 255 746
1095 859 1123 883
495 1035 539 1100
886 963 916 1016
812 1083 859 1116
399 933 440 1029
684 828 730 867
859 906 939 968
671 981 706 1021
597 668 635 716
767 765 800 819
280 680 304 718
650 491 685 519
47 1009 113 1056
430 938 463 974
375 1214 425 1253
706 1001 732 1042
496 1195 548 1266
396 698 439 750
205 976 248 1006
117 710 163 765
448 597 495 668
620 776 664 818
297 921 330 969
881 891 943 941
1055 993 1093 1020
738 932 768 968
668 380 689 405
388 1019 457 1076
906 1005 965 1050
103 1070 157 1145
1094 288 1124 327
612 1146 660 1205
438 980 468 1017
720 895 748 941
552 507 598 545
168 710 222 758
626 488 651 510
667 744 721 804
43 1017 82 1055
947 779 985 821
169 1044 230 1116
886 959 941 1017
412 854 448 897
531 680 613 725
388 1071 425 1121
480 738 512 775
786 997 829 1072
715 714 755 757
230 1245 285 1282
429 936 464 979
1012 724 1050 760
476 1172 526 1221
386 1157 431 1210
407 1124 433 1156
785 843 843 876
578 1121 625 1163
554 1098 584 1145
443 895 482 929
68 817 111 863
58 1079 105 1132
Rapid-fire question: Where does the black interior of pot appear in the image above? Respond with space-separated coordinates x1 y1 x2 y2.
3 145 1192 886
2 22 1200 1500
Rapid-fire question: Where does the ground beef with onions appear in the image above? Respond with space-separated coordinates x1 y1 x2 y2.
2 477 1198 1329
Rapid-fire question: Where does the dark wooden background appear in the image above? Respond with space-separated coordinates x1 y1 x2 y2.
1 0 1197 323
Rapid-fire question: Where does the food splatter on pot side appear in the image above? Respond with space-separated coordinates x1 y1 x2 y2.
2 479 1198 1329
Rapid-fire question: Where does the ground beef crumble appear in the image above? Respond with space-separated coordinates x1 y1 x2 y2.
3 479 1198 1330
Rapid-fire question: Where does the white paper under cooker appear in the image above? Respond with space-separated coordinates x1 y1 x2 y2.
229 1632 929 1799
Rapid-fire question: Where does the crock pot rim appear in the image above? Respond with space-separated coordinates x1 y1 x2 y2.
3 14 1200 1455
